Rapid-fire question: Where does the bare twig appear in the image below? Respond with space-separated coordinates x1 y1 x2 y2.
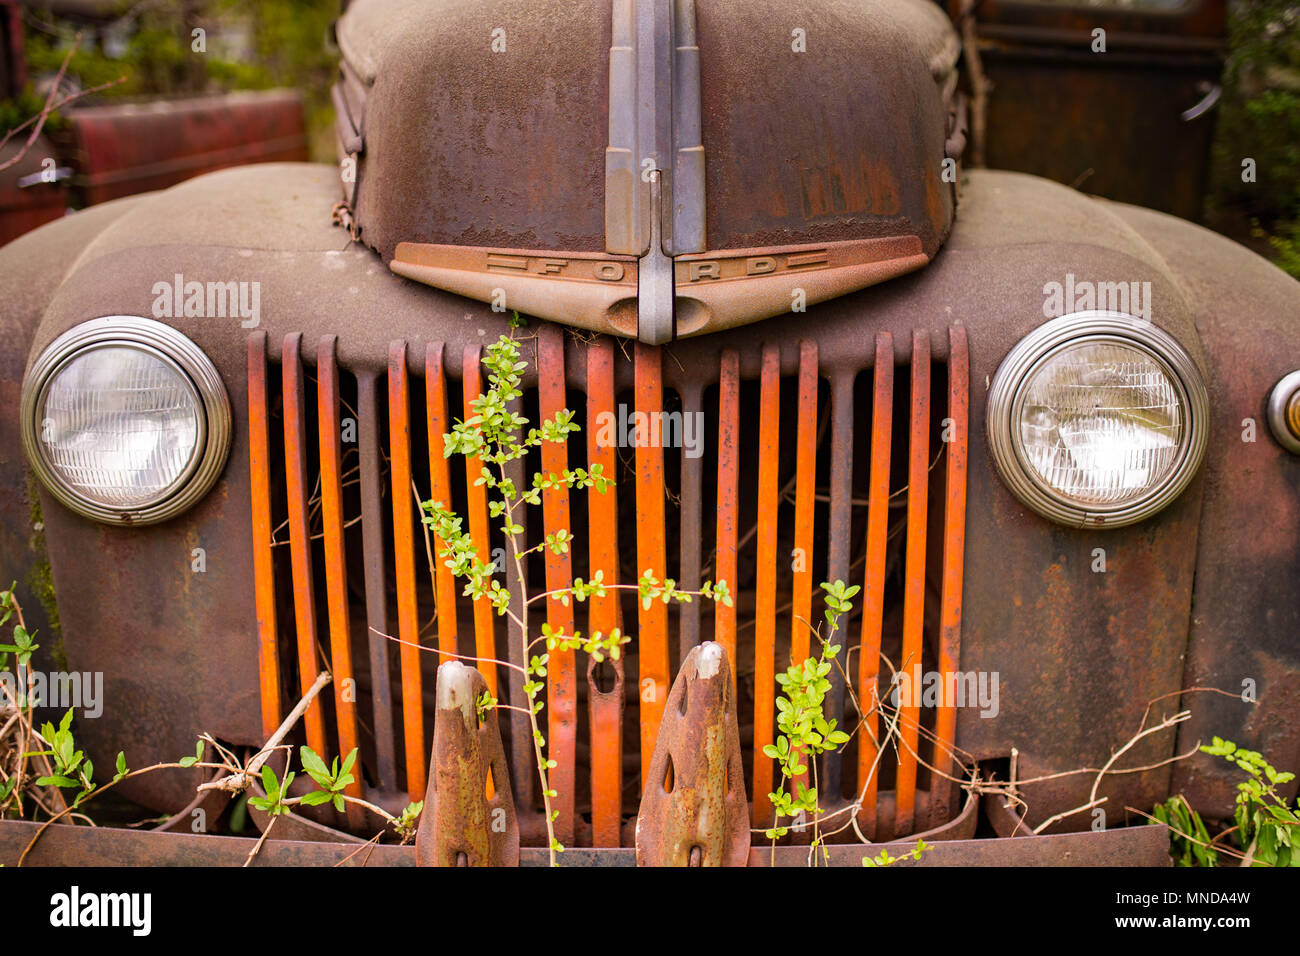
1031 797 1109 836
199 671 333 794
333 830 384 868
0 34 126 175
244 812 277 867
1125 804 1248 863
1030 709 1192 835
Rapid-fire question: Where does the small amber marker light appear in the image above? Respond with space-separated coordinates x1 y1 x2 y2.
1268 370 1300 454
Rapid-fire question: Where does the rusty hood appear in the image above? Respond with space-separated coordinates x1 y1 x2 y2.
335 0 962 342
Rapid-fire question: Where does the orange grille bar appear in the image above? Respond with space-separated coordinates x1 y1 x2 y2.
247 332 282 739
855 332 894 839
538 326 577 843
791 341 819 665
281 333 327 757
586 338 624 846
634 342 669 780
715 350 740 695
317 336 364 826
751 344 781 829
894 331 931 836
388 342 426 800
462 345 498 697
789 342 819 805
424 343 459 661
931 326 970 828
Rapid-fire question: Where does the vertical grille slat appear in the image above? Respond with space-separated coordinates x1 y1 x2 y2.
894 330 932 837
714 349 740 694
751 344 781 828
538 326 577 843
461 345 499 696
931 326 970 829
356 371 398 791
856 332 895 840
823 372 856 798
678 382 705 662
424 343 460 660
387 341 426 801
501 412 534 807
586 339 625 846
634 342 669 782
281 332 328 757
317 335 365 826
247 331 283 739
791 341 819 668
788 341 819 806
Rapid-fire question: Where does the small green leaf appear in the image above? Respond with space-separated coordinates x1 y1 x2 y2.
260 765 279 798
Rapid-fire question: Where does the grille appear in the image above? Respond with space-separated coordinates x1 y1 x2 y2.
246 323 970 845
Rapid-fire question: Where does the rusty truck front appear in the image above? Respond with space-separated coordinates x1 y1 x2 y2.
1 0 1297 867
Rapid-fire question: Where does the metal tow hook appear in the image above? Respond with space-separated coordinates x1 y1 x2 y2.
415 661 519 866
636 642 749 866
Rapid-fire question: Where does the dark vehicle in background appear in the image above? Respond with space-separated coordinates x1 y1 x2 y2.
0 0 1296 866
0 0 307 245
967 0 1227 221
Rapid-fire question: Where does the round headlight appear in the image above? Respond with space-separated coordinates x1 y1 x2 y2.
988 311 1208 527
21 317 230 525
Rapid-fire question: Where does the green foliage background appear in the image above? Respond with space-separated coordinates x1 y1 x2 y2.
1205 0 1300 277
17 0 339 160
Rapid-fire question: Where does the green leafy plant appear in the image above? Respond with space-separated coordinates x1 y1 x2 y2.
4 576 417 859
177 739 205 768
27 709 91 794
203 734 421 845
1151 794 1219 867
763 581 856 862
392 800 424 844
422 333 731 865
0 583 38 672
248 765 296 817
863 839 929 868
298 745 358 814
1202 736 1299 867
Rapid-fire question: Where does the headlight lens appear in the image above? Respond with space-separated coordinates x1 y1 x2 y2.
39 345 203 508
988 312 1208 527
22 317 230 525
1017 342 1184 506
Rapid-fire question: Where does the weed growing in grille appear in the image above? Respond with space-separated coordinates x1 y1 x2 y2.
1200 737 1298 867
1148 738 1298 867
4 583 418 863
422 333 732 866
1151 794 1219 867
863 839 929 867
763 580 856 862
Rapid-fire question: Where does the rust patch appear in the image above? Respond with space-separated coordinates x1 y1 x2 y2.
415 661 519 867
635 643 748 867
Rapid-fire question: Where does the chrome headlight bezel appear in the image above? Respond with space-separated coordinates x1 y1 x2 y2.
987 310 1209 528
20 316 231 525
1267 369 1300 455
